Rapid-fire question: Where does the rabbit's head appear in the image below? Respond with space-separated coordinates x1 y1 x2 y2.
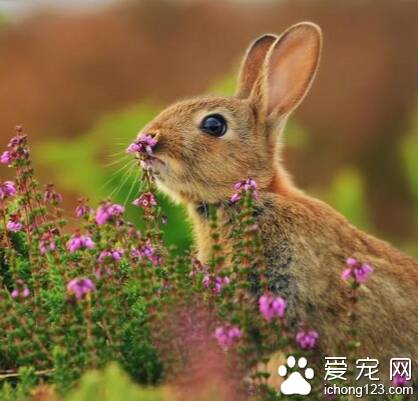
136 22 322 204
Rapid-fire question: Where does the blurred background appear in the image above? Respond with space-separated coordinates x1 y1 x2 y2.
0 0 417 255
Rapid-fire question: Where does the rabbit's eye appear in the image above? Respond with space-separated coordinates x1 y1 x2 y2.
200 114 227 137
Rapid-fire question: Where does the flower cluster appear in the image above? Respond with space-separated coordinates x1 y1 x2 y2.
214 326 242 349
126 133 158 156
75 198 93 218
10 280 30 299
230 177 259 203
0 131 29 166
133 192 157 209
67 278 95 300
131 241 162 266
0 180 17 200
98 249 124 263
7 214 22 232
44 184 63 204
203 274 230 294
67 234 95 252
0 130 379 401
95 202 125 225
341 257 374 284
296 328 319 350
39 231 57 254
259 293 286 321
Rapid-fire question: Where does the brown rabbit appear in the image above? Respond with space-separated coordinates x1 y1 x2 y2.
133 22 418 384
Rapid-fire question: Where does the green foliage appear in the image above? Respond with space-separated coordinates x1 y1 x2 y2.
66 363 168 401
401 112 418 201
325 167 371 231
0 132 407 401
400 110 418 256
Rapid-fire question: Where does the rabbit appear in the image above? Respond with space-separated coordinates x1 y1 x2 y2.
133 22 418 385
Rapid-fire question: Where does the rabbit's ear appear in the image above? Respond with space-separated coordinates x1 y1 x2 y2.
236 34 277 99
252 22 322 120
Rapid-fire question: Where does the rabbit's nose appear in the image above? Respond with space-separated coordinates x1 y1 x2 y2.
144 131 162 152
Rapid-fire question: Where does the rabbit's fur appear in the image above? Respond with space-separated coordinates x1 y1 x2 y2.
136 22 418 381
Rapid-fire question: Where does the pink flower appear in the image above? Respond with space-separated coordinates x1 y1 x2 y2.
7 220 22 232
8 133 27 148
341 258 374 284
230 177 259 203
75 198 93 218
214 326 242 349
95 266 112 279
131 241 162 266
202 275 230 294
230 193 241 203
235 177 258 192
11 280 30 300
392 373 409 387
67 278 95 300
1 150 14 165
203 274 211 288
259 294 286 321
95 202 125 225
67 234 95 252
132 192 157 209
0 181 17 199
42 240 56 254
98 249 124 263
127 134 158 155
44 184 63 204
296 328 319 349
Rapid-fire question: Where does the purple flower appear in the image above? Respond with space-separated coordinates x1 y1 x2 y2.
10 280 30 300
7 220 22 232
230 193 241 204
67 278 95 300
40 239 56 254
1 151 14 165
44 184 63 204
230 177 259 203
39 232 57 254
296 328 319 349
8 133 27 148
0 181 17 200
131 241 162 266
75 205 92 218
341 258 374 284
392 373 409 387
259 294 286 321
204 275 230 294
95 266 112 279
67 234 95 252
235 177 258 192
95 202 125 225
214 326 242 349
203 274 211 288
133 192 157 209
127 134 158 155
98 249 124 263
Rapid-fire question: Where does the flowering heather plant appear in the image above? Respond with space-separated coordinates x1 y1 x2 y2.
0 129 392 401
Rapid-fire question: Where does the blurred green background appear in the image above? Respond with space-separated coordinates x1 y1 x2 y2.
0 0 417 256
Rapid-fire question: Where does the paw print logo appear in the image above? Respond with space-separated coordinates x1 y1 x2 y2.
278 356 314 396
